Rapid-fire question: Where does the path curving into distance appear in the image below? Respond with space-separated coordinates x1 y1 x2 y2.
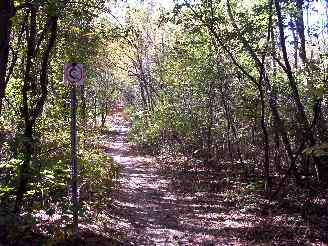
104 113 301 246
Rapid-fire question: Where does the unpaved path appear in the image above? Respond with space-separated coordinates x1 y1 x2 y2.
104 115 311 245
105 116 248 246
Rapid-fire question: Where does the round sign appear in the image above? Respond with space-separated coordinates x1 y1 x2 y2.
66 64 83 83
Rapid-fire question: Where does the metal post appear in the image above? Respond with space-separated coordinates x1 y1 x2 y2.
70 84 79 238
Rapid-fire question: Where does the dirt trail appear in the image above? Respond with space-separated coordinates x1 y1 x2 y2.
104 114 312 246
105 115 248 246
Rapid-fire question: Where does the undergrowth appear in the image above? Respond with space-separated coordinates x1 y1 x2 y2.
0 124 120 244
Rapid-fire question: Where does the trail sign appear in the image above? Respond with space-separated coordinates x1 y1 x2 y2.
63 62 85 241
64 63 85 85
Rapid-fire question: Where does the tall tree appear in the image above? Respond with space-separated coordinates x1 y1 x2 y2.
0 0 14 114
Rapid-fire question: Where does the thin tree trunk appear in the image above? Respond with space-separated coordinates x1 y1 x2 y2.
290 18 299 68
80 85 86 125
188 0 299 188
220 80 247 174
295 0 307 64
258 82 271 194
275 0 327 182
226 0 297 176
206 80 214 157
15 7 38 213
94 96 97 126
15 123 33 213
139 82 147 109
275 0 310 133
0 0 14 115
15 12 58 214
31 17 58 123
219 80 233 162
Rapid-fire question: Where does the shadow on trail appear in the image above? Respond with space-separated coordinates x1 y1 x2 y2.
104 115 315 245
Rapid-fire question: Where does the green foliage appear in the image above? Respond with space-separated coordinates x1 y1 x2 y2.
303 143 328 158
78 128 120 204
0 1 121 240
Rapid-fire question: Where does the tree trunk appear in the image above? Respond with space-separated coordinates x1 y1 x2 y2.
15 11 58 214
94 96 97 127
258 82 271 194
226 0 297 178
220 79 247 175
275 0 310 133
80 85 86 124
294 0 307 64
206 80 215 157
14 123 33 213
0 0 14 115
290 18 299 68
219 80 233 162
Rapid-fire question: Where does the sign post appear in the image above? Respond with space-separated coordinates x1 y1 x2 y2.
63 63 85 240
70 84 78 237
